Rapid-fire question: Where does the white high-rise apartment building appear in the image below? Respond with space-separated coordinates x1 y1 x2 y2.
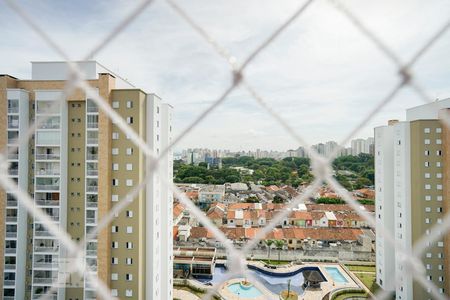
0 61 173 300
375 99 450 299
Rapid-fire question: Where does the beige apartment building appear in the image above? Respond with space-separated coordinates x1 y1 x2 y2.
375 99 450 299
0 61 173 300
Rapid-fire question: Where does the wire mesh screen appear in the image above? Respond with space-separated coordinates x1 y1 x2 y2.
1 0 450 299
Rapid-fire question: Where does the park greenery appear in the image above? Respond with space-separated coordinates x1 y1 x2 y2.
173 154 374 190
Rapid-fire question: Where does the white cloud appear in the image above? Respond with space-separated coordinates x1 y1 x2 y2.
1 0 450 151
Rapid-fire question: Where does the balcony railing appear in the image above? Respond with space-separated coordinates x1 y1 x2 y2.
35 199 60 206
36 169 60 176
34 262 59 269
5 248 17 254
35 231 53 237
39 123 60 129
35 154 60 160
86 186 98 193
87 122 98 129
4 264 16 270
7 122 19 129
34 246 59 253
86 249 97 256
86 153 98 160
86 218 97 225
86 169 98 176
3 280 15 286
6 200 17 207
8 107 19 114
33 277 57 284
6 232 17 238
6 216 17 223
35 185 59 191
86 138 98 145
87 105 98 113
33 295 57 300
86 201 98 208
8 169 18 176
7 153 18 160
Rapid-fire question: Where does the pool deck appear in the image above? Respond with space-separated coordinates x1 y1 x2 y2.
216 262 360 300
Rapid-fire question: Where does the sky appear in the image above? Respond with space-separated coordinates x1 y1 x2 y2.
1 0 450 151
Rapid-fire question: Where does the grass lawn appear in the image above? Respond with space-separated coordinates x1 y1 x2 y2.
333 291 368 300
260 259 291 265
345 265 375 272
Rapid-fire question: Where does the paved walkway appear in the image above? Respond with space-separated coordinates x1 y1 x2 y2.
173 289 201 300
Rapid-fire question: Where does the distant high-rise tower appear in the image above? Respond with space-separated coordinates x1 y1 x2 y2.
0 61 173 300
375 98 450 299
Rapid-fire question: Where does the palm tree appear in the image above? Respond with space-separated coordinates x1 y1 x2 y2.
274 239 285 262
264 239 274 263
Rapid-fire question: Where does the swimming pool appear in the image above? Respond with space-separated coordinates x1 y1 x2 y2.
227 283 263 298
196 266 307 295
325 267 348 283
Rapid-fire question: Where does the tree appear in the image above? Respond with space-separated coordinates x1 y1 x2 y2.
245 196 260 203
273 195 284 204
264 239 274 263
274 239 285 262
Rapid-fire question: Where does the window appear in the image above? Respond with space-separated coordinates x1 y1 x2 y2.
426 264 431 270
126 210 133 218
112 179 119 186
425 207 431 213
126 226 133 233
126 163 133 171
126 179 133 186
112 101 119 108
437 161 442 167
425 195 431 201
424 150 430 156
125 290 133 297
437 150 442 156
127 117 133 124
439 276 444 282
425 184 431 190
111 289 118 297
126 148 133 155
157 106 159 113
126 274 133 281
438 265 444 270
437 218 443 224
112 242 118 249
112 195 119 202
126 258 133 265
112 132 119 140
112 163 119 171
426 253 432 258
438 241 444 247
436 139 442 144
126 242 133 249
112 226 118 233
424 128 430 133
126 101 133 108
112 257 118 264
424 139 430 145
425 161 430 167
425 218 430 224
425 173 430 179
112 148 119 155
437 196 443 201
437 173 442 178
111 273 118 280
437 184 443 190
436 127 442 133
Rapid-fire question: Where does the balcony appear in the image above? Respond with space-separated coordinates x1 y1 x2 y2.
7 122 19 129
7 153 18 160
35 154 60 160
4 297 16 300
87 105 98 113
35 230 53 237
35 199 60 206
38 123 60 130
86 249 97 256
33 295 57 300
35 185 59 191
86 201 98 208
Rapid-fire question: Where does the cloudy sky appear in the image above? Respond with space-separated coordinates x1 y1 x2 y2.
1 0 450 151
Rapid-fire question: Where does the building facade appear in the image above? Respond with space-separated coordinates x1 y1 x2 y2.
0 61 173 300
375 99 450 299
